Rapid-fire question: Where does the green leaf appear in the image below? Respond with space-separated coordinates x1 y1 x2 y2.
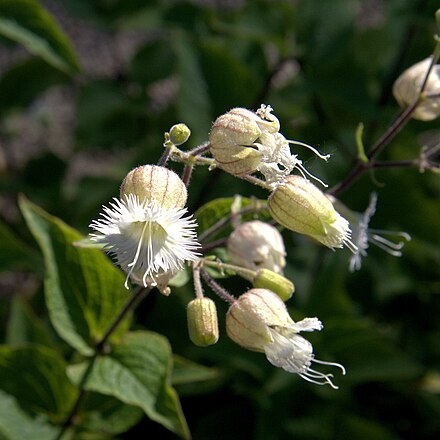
129 39 176 86
19 195 131 355
0 390 59 440
174 33 212 144
80 393 144 436
199 41 260 115
0 345 77 423
0 219 39 271
172 355 221 386
5 296 55 348
195 196 269 238
0 57 69 113
0 0 80 73
67 331 190 439
334 414 399 440
322 318 423 383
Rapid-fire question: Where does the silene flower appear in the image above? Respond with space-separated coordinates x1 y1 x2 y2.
328 193 411 272
90 165 200 293
226 288 345 389
209 104 329 186
90 194 200 292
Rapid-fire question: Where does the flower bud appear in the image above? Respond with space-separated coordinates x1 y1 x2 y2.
227 220 286 274
268 175 356 251
392 57 440 121
252 268 294 301
187 297 219 347
120 165 187 209
226 288 293 352
209 108 263 175
169 123 191 146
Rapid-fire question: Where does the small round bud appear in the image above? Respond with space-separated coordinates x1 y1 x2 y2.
268 175 355 251
169 123 191 146
209 108 263 175
187 297 219 347
226 288 293 352
120 165 187 209
392 57 440 121
227 220 286 274
253 268 294 301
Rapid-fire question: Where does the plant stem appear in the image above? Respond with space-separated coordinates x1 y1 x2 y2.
329 38 440 197
200 267 236 304
55 286 151 440
328 100 419 196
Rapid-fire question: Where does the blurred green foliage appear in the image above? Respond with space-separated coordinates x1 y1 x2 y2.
0 0 439 439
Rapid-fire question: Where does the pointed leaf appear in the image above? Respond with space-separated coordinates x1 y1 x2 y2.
19 195 131 355
0 219 39 271
174 34 212 144
0 390 59 440
0 0 80 73
0 345 77 423
172 355 221 386
5 296 55 348
67 331 190 439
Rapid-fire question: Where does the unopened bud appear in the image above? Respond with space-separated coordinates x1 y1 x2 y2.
226 288 292 352
227 220 286 275
120 165 187 209
268 175 356 252
187 298 219 347
169 123 191 146
392 57 440 121
253 268 294 301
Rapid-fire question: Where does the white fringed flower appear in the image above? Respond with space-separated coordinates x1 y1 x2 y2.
90 194 200 290
328 193 411 272
226 288 345 389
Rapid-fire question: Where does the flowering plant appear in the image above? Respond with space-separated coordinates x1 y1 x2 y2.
1 2 440 440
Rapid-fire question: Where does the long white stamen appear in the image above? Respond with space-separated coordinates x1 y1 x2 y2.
288 140 331 161
124 220 149 289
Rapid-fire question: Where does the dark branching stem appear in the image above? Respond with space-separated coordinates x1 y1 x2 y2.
328 100 420 196
200 267 236 305
55 286 152 440
157 146 172 167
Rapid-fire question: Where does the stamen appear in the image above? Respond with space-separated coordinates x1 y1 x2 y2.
299 373 339 389
124 221 149 289
288 140 331 161
312 358 346 375
344 238 359 254
296 161 329 187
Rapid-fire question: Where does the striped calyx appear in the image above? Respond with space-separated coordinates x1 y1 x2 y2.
187 297 219 347
209 108 264 175
120 165 187 209
268 175 334 237
268 175 355 251
226 288 293 352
